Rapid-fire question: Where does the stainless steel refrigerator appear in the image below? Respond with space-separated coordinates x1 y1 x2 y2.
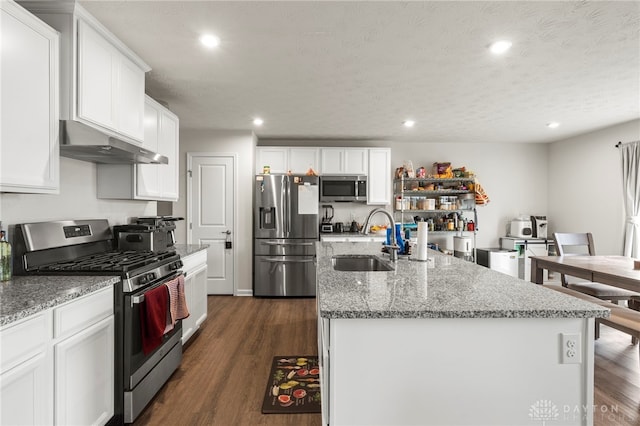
254 174 319 296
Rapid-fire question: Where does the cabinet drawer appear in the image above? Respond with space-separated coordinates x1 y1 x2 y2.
1 312 51 373
54 286 113 339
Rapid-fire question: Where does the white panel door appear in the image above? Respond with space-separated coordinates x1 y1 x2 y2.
189 154 235 294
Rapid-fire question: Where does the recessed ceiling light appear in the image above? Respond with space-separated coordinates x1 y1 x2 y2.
403 120 415 128
547 122 560 129
253 118 264 126
200 34 220 49
489 40 512 55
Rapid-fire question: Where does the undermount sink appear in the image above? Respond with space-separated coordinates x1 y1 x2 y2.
331 255 394 272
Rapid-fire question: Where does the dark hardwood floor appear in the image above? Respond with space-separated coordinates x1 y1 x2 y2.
134 296 640 426
134 296 322 426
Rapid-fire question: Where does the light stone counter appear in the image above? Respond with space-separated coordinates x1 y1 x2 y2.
173 244 209 258
316 241 609 320
0 275 119 327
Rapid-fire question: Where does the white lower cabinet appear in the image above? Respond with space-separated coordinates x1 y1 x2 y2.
0 286 114 426
181 249 208 345
54 316 114 426
0 313 53 426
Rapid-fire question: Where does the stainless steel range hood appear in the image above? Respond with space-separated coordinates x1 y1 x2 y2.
60 120 168 164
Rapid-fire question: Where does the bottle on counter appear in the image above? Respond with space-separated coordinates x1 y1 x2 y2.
0 226 12 281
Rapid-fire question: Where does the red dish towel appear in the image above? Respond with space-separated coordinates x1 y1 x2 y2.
139 285 169 355
166 275 190 329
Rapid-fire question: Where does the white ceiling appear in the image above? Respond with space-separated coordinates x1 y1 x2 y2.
79 0 640 144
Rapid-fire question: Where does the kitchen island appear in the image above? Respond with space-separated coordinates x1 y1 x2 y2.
316 241 608 426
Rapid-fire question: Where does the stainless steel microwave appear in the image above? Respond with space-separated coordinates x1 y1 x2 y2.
320 176 367 202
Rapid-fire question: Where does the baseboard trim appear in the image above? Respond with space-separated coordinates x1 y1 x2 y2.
235 289 253 297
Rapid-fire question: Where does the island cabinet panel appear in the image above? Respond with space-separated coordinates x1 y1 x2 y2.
325 317 594 426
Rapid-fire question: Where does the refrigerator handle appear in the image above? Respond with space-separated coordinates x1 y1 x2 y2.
286 177 292 236
263 257 315 263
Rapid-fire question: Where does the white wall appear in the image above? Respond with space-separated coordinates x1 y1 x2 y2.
548 119 640 255
0 157 155 232
389 142 549 250
173 129 256 294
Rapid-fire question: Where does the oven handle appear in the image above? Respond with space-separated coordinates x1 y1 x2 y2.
130 271 184 306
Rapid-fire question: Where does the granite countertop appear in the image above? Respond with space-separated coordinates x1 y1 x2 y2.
173 244 209 258
316 241 610 320
0 275 119 327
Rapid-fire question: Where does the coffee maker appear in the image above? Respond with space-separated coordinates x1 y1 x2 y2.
531 216 548 239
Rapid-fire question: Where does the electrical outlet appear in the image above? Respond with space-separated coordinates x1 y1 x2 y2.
561 333 582 364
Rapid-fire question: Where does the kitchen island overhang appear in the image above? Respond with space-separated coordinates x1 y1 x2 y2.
316 241 609 426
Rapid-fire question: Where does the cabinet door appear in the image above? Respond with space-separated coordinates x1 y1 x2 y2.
344 149 368 175
54 316 114 426
256 147 288 174
136 98 161 198
320 148 344 174
158 110 179 200
77 20 116 131
367 148 391 205
0 352 53 426
181 272 196 344
289 148 319 174
191 264 208 328
117 55 145 142
0 1 59 193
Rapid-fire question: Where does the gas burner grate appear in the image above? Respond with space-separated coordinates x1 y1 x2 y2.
37 250 177 273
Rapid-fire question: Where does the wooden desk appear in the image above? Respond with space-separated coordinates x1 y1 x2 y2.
531 255 640 292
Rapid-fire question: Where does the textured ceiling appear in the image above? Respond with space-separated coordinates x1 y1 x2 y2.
79 0 640 143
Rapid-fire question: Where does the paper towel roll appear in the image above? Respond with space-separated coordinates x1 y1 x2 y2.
414 222 429 261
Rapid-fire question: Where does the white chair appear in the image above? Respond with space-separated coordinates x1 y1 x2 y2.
552 232 640 304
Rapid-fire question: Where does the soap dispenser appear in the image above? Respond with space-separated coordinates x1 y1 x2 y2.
0 222 12 281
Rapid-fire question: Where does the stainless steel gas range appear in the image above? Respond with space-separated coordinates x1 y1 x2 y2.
13 219 185 424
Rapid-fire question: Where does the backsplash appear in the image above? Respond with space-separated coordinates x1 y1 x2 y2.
0 157 155 234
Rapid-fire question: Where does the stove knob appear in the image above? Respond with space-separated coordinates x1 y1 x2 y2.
147 272 156 281
139 275 148 285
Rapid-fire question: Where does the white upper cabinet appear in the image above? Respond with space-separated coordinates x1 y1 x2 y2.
367 148 391 205
97 96 180 201
23 2 150 144
289 148 319 174
77 20 116 131
255 147 288 174
255 147 321 175
156 106 179 200
1 0 59 194
116 56 146 140
321 148 368 175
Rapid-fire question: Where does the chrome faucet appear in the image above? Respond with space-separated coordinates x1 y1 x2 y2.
361 208 400 262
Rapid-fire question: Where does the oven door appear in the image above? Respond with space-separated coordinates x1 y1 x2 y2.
123 272 184 422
